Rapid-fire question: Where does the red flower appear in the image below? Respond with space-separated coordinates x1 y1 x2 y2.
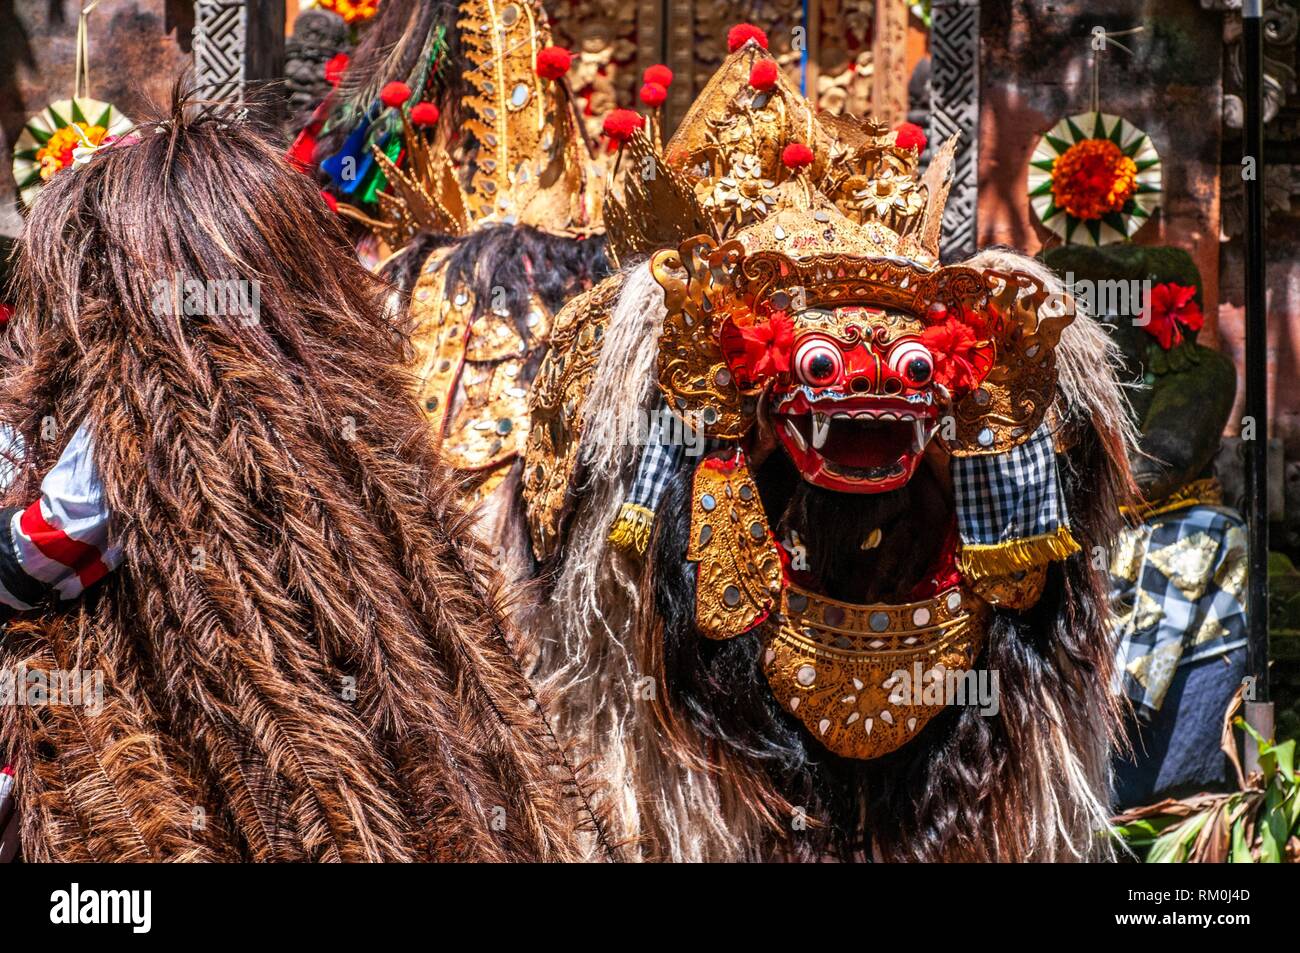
639 82 668 108
725 314 795 384
920 318 985 393
410 102 440 126
727 23 768 52
1143 282 1203 350
536 46 573 80
324 53 350 87
643 64 674 87
782 142 814 170
749 60 779 91
602 109 645 144
894 121 926 153
320 189 339 213
380 82 411 108
0 304 13 325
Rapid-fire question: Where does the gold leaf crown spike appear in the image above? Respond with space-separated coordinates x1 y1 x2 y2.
606 40 952 266
457 0 599 234
365 0 602 247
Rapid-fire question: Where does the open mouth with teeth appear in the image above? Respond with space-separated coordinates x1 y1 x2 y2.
772 388 940 493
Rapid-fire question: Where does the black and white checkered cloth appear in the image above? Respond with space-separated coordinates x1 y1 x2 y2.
1109 505 1249 716
952 423 1068 546
625 405 689 513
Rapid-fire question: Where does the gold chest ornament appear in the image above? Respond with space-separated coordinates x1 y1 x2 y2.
688 448 990 760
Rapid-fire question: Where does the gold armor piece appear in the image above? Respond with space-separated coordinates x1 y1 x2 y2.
763 583 990 760
687 451 784 639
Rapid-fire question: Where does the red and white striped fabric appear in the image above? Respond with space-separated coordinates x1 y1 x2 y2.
0 422 120 611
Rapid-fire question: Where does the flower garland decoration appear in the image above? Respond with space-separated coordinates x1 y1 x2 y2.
12 98 133 206
1028 112 1161 246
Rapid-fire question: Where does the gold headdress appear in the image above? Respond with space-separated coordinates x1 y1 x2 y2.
596 39 1070 458
368 0 603 248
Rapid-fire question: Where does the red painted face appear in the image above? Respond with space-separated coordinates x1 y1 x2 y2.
770 306 943 494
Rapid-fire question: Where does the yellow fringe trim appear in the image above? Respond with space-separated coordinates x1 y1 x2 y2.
608 503 655 555
958 526 1081 578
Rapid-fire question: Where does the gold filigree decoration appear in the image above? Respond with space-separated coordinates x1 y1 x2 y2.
688 450 783 639
945 270 1074 456
411 251 546 482
966 563 1048 610
763 583 990 760
650 235 754 439
522 272 625 561
367 0 603 248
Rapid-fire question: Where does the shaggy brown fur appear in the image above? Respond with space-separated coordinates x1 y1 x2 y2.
0 95 607 862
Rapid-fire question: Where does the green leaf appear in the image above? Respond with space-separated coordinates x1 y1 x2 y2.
1272 738 1295 784
1259 785 1287 862
70 99 89 125
1030 158 1056 172
1230 813 1255 862
16 171 41 190
25 123 52 145
94 104 113 128
1135 157 1160 172
1149 813 1208 863
45 103 69 130
13 147 38 161
1108 119 1127 147
1091 112 1106 140
1044 134 1071 154
1123 134 1146 158
1029 179 1054 197
1067 116 1089 143
1086 219 1102 245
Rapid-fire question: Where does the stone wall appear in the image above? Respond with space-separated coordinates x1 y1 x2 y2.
977 0 1225 335
0 0 194 238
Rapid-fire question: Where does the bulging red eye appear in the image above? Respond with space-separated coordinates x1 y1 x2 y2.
889 340 933 386
794 338 843 387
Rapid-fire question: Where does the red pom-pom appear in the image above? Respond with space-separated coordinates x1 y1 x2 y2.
727 23 768 53
894 121 926 153
380 82 411 108
320 190 339 213
536 46 573 80
748 60 778 90
781 142 814 169
602 109 645 143
324 53 350 88
639 82 668 108
410 102 441 126
643 64 674 87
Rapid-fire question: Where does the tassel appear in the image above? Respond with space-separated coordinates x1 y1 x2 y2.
608 503 655 555
958 525 1081 578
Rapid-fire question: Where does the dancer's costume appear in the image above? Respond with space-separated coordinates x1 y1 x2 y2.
523 34 1138 861
319 0 607 577
0 101 602 862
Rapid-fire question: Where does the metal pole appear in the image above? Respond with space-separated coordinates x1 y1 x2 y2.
1242 0 1274 768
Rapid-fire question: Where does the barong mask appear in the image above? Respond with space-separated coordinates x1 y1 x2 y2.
626 40 1077 758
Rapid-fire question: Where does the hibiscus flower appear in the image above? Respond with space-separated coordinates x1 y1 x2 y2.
920 317 984 393
1142 282 1203 350
722 313 794 385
